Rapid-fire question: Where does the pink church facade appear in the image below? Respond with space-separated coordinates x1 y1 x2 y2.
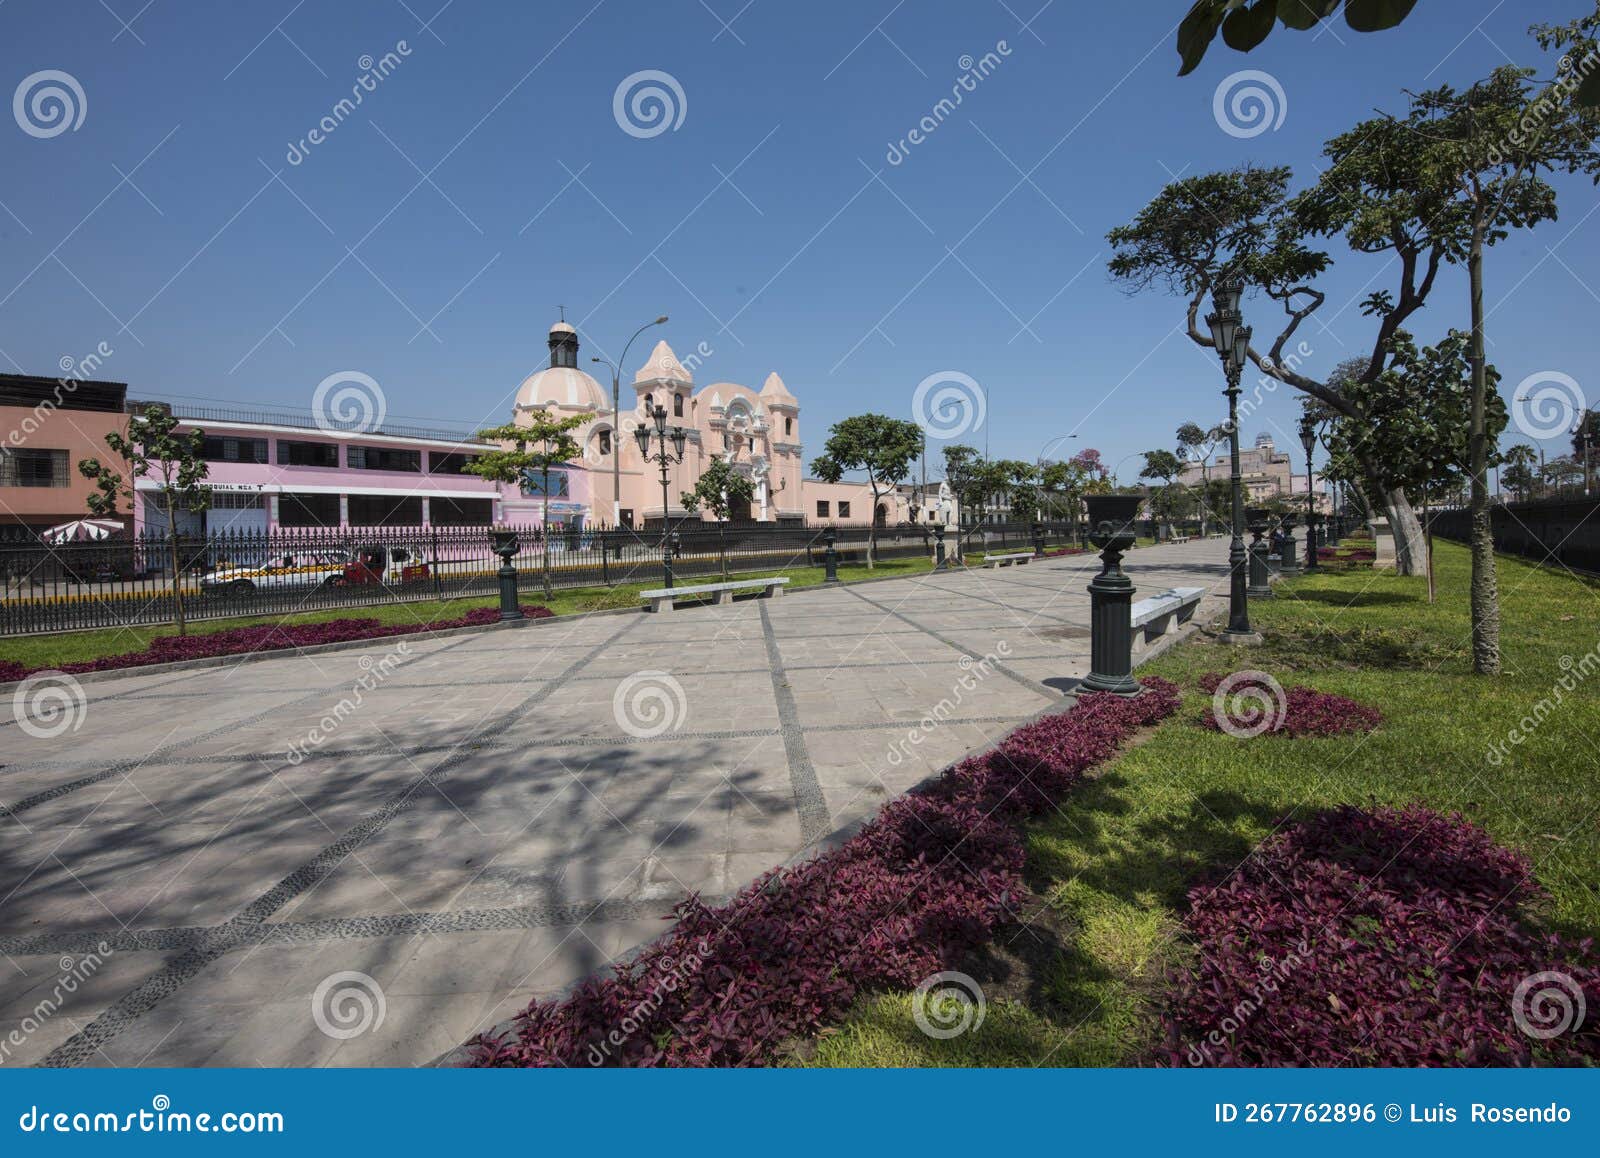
513 322 806 529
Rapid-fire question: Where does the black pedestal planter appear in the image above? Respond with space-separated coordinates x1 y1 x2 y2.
490 529 523 622
1305 513 1321 571
1279 515 1300 577
1081 493 1143 697
932 523 947 571
822 526 839 583
1246 508 1273 599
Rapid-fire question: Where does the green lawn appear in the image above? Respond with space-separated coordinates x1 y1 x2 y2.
808 540 1600 1067
0 555 940 671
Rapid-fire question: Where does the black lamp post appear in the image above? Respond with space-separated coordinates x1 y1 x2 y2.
1205 277 1261 645
1081 492 1144 696
489 528 522 621
1299 414 1320 570
634 404 687 588
592 315 668 527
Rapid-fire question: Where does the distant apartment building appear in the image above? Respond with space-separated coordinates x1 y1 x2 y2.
0 372 132 536
1176 431 1329 511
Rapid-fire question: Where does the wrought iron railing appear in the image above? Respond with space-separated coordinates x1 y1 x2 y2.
0 520 1091 637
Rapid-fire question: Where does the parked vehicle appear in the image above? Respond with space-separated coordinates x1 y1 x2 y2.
201 551 348 597
339 544 431 587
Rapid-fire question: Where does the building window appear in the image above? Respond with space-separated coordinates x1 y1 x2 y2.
428 450 480 475
199 436 268 464
838 501 851 519
277 492 341 527
598 429 612 456
277 439 340 468
0 448 68 487
620 508 634 528
429 496 493 526
348 494 424 526
673 393 684 418
347 445 422 472
785 417 793 436
816 500 829 518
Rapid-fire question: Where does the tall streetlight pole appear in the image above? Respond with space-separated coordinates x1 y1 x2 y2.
1035 432 1078 520
592 315 668 527
1577 419 1595 497
1206 277 1260 646
1299 413 1319 571
633 404 687 588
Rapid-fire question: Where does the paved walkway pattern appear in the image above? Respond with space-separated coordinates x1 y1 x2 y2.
0 540 1230 1067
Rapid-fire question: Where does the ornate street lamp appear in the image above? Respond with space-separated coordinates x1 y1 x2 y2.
1299 413 1320 570
1205 276 1260 645
1081 492 1145 696
634 404 687 588
592 315 668 527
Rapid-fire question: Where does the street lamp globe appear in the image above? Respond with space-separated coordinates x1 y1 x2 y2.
633 423 651 456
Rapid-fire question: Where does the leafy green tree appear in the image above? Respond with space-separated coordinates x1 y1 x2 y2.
79 404 209 636
1176 0 1418 76
1175 421 1226 535
1502 444 1539 500
810 414 924 568
1545 456 1585 494
466 414 585 599
1372 61 1599 672
680 457 756 580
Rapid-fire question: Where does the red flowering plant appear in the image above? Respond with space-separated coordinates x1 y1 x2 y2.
1164 804 1599 1066
1199 671 1381 738
0 604 552 684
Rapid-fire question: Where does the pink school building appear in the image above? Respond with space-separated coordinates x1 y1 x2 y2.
129 407 564 537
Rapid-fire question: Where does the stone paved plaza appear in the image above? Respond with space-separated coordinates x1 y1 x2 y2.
0 540 1229 1067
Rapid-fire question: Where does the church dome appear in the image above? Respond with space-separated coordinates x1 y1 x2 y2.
515 365 609 411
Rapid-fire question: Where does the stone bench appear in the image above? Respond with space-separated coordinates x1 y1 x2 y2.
639 576 788 613
984 552 1034 569
1130 586 1204 653
1169 535 1191 545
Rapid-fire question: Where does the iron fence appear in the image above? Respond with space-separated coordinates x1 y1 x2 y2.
0 519 1090 637
1430 497 1600 574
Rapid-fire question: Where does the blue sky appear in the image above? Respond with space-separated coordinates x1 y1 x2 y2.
1 0 1594 480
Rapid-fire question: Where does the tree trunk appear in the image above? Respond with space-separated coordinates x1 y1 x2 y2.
718 521 728 581
540 491 553 601
1466 214 1501 675
1378 486 1426 577
1423 496 1435 604
866 484 879 569
166 493 188 636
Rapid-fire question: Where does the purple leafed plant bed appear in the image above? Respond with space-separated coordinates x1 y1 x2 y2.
1164 804 1599 1067
1199 671 1382 738
0 605 553 684
470 676 1181 1068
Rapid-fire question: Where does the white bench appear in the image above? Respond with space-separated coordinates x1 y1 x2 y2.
639 576 788 613
1130 586 1204 653
1169 535 1191 545
984 552 1034 569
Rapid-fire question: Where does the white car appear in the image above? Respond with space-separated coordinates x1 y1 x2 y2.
200 551 348 597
